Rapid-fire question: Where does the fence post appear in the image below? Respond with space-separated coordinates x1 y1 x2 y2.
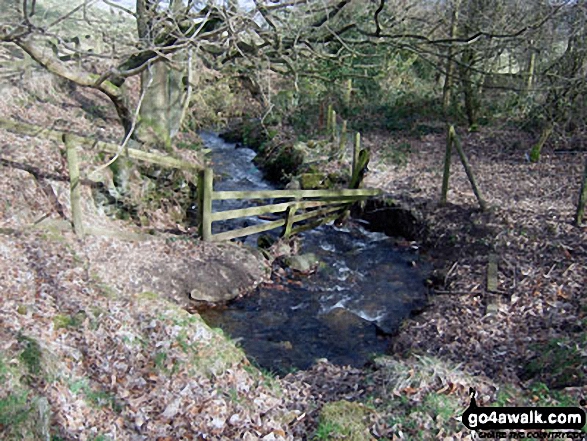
451 126 487 211
282 203 298 238
338 120 347 157
575 156 587 225
352 132 361 180
330 109 337 141
326 104 333 134
198 168 213 241
440 125 453 205
350 149 369 189
63 134 84 236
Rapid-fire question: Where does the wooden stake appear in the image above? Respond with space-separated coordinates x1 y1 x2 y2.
282 204 298 238
198 168 213 241
326 104 333 134
575 156 587 225
63 134 84 236
344 78 353 107
339 120 347 156
487 254 498 293
350 149 370 189
440 125 453 205
352 132 361 180
451 126 487 211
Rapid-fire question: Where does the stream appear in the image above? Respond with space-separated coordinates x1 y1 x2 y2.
197 132 430 374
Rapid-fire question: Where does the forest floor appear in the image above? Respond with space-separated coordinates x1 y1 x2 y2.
360 127 587 387
1 75 586 440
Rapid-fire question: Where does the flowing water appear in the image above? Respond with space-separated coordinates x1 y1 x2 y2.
197 132 430 374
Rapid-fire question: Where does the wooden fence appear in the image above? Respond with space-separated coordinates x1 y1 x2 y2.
0 118 201 239
197 168 381 242
197 117 379 242
2 117 381 241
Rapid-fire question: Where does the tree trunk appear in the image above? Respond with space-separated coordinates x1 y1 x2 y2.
459 48 478 128
529 123 553 163
136 61 173 150
442 0 461 119
135 0 189 150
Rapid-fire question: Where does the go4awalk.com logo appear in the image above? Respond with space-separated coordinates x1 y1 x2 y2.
459 388 587 439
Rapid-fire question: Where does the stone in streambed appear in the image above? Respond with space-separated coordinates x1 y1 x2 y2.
284 253 320 273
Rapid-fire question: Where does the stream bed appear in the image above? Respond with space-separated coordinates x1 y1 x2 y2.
197 132 430 373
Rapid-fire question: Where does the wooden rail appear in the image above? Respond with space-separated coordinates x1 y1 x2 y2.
0 118 202 238
197 168 381 242
2 116 380 241
0 118 202 172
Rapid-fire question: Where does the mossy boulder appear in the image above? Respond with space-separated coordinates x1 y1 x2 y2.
220 119 269 151
352 198 426 240
300 172 328 189
253 142 305 184
284 253 320 273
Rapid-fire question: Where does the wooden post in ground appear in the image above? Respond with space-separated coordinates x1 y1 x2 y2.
326 104 333 134
63 134 84 236
340 146 370 224
440 125 453 205
350 149 370 189
451 126 487 211
282 204 298 238
330 110 337 141
338 120 347 157
198 168 213 241
575 156 587 225
487 254 498 293
344 79 353 107
352 132 361 180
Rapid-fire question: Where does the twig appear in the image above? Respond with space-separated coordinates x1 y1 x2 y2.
445 260 459 285
433 290 480 296
544 263 556 279
562 263 576 277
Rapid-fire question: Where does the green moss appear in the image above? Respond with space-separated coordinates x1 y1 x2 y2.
254 143 305 183
0 352 47 440
314 421 344 440
314 400 372 441
0 392 31 428
421 393 460 422
40 228 68 243
300 173 327 189
18 334 42 378
95 282 119 299
492 386 517 407
522 338 586 388
68 378 122 413
53 312 85 330
137 291 159 301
